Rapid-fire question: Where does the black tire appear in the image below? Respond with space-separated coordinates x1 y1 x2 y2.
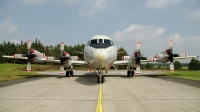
70 71 73 77
131 71 135 77
127 71 131 77
66 71 69 77
97 75 100 83
101 75 104 83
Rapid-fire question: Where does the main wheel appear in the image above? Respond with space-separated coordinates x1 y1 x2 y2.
131 71 135 77
66 71 69 77
70 71 73 77
97 75 100 83
101 75 104 83
127 71 131 77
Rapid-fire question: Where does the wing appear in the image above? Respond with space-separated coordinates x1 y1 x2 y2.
71 60 88 65
174 56 199 59
113 60 129 65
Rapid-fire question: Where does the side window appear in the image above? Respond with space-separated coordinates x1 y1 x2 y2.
90 39 97 45
111 40 114 46
87 40 90 46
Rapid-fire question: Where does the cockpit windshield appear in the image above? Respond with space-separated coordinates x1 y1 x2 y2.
89 39 113 48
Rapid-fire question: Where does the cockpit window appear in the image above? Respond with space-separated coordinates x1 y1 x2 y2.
90 39 97 45
99 39 103 43
104 39 111 45
89 39 112 49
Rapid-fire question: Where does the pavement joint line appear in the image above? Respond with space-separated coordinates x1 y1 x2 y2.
95 83 103 112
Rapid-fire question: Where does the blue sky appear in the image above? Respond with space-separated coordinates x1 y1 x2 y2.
0 0 199 62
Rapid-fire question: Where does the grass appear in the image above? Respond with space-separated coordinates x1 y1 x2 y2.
161 71 200 81
0 63 58 82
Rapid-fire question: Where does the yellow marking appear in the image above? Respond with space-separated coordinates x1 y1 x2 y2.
96 83 103 112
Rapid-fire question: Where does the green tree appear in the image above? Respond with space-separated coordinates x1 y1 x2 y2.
157 64 162 69
117 47 128 60
188 58 200 70
145 63 153 69
174 61 182 70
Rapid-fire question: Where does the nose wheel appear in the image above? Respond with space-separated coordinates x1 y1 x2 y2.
97 75 104 83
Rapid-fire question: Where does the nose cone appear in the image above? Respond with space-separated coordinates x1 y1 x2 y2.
97 53 104 60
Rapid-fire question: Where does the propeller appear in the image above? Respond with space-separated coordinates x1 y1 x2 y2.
135 42 141 75
26 40 35 72
166 40 179 72
59 42 69 75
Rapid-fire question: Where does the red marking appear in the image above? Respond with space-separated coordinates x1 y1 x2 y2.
46 57 48 60
27 40 31 42
136 72 140 75
60 42 64 44
42 53 44 57
122 56 124 60
166 49 170 53
13 54 16 58
169 40 172 42
30 49 34 53
156 54 158 58
60 72 64 75
134 52 137 56
185 54 187 57
137 42 141 44
152 57 154 61
27 69 31 72
63 51 67 56
77 56 79 60
31 59 34 62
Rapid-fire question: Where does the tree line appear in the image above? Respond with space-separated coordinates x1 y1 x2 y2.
0 39 199 70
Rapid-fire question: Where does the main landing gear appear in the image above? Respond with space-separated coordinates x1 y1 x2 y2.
66 71 74 77
127 70 135 77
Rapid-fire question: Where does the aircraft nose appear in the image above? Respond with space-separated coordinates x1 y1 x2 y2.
97 53 104 60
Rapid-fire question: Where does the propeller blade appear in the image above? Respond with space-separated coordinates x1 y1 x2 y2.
170 62 174 72
60 65 64 75
136 65 140 75
60 42 64 52
137 42 141 52
169 39 172 49
27 40 31 50
27 61 31 72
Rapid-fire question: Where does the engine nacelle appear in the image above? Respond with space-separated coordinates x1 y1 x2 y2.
70 56 79 60
156 54 165 58
122 56 130 60
13 54 23 58
178 53 187 57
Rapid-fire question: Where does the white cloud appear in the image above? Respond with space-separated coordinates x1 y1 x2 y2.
110 24 200 62
10 39 20 44
0 20 19 34
186 9 200 21
111 24 166 41
146 0 180 9
79 0 116 17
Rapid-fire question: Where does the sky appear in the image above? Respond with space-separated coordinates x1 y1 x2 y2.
0 0 200 62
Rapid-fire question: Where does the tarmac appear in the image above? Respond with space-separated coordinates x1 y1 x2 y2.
0 70 200 112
